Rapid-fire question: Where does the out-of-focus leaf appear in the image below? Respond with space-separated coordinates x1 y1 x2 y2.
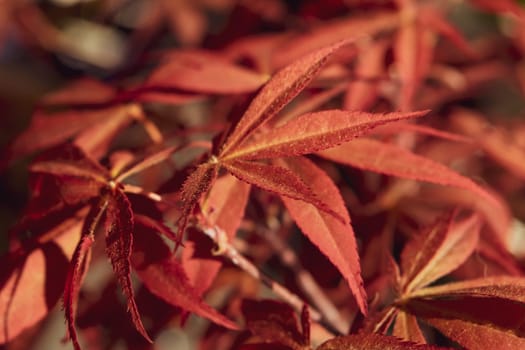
146 50 268 94
6 107 120 161
344 40 388 111
40 78 117 106
0 216 81 344
202 174 251 240
449 109 525 181
394 1 435 110
414 186 511 245
131 225 239 330
318 138 507 224
419 7 475 58
73 108 134 160
271 12 399 69
469 0 525 17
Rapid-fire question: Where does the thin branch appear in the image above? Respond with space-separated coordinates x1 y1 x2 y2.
257 224 351 334
111 188 345 335
199 224 342 337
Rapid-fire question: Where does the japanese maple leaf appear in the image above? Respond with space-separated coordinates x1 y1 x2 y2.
176 40 429 316
363 210 525 349
7 143 236 350
4 50 266 166
240 299 311 350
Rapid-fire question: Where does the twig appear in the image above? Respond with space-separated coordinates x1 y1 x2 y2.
117 188 345 335
257 224 350 334
199 224 343 336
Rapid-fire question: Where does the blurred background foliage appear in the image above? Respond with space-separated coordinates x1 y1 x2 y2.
1 1 525 349
1 0 525 272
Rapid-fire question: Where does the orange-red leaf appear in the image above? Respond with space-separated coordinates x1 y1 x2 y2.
40 78 117 106
177 163 218 240
419 7 475 58
344 40 388 111
64 231 95 350
30 161 107 184
146 50 268 94
406 276 525 301
115 146 178 182
392 311 426 344
450 109 525 181
422 318 525 350
7 106 125 161
202 174 251 240
318 138 506 220
400 212 480 292
395 4 435 111
183 175 251 296
0 216 81 344
73 108 134 159
415 185 511 246
271 12 399 69
241 299 308 349
220 40 350 157
223 160 344 223
401 277 525 350
316 334 450 350
104 189 152 343
279 157 366 314
223 110 427 161
131 224 239 330
133 214 179 244
28 144 108 206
